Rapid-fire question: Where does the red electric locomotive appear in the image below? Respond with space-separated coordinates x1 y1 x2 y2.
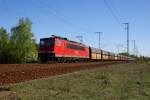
39 35 90 62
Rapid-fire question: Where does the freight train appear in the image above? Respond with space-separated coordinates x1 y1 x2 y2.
38 35 129 62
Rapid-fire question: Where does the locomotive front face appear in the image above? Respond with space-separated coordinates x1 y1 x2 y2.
39 38 55 61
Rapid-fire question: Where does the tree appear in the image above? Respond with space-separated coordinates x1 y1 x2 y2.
10 18 38 63
0 27 9 63
119 52 129 56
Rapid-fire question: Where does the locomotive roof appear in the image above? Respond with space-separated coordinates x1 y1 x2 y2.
52 35 87 46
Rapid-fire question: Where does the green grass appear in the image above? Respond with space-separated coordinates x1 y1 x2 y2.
1 62 150 100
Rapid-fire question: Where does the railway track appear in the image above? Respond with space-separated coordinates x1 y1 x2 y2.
0 61 125 85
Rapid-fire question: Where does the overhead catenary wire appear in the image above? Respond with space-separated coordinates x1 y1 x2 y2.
31 0 91 33
103 0 131 54
107 0 122 20
103 0 122 26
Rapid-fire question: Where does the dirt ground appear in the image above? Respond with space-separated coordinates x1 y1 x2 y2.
0 62 119 85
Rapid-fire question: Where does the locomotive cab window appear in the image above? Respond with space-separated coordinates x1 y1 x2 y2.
40 41 45 45
40 39 54 46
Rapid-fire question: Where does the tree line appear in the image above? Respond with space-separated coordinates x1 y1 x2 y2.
1 18 149 64
0 18 38 63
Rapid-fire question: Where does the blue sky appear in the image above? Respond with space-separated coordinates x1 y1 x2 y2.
0 0 150 56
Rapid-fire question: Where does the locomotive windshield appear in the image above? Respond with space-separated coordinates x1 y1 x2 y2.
40 38 54 46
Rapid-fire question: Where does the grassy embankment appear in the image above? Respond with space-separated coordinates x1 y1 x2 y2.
1 62 150 100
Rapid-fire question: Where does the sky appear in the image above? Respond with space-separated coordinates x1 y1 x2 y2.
0 0 150 56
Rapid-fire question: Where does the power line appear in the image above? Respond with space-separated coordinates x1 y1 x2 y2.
107 0 122 20
103 0 122 25
31 0 91 33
